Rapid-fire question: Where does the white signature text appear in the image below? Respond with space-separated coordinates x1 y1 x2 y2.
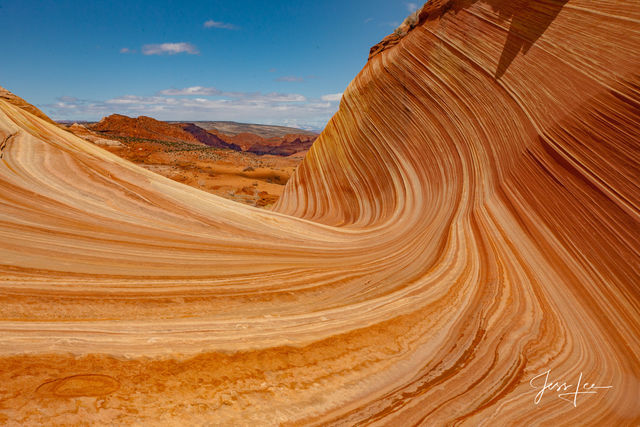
530 370 612 407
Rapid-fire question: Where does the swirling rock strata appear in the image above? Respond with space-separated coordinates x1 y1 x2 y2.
0 0 639 424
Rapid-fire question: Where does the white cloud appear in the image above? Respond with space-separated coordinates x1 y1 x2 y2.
321 93 343 102
157 87 306 102
142 42 199 56
105 95 165 105
406 2 419 13
120 47 134 54
45 88 333 130
364 17 374 24
246 93 306 102
203 19 237 30
58 96 79 102
159 86 222 96
276 76 304 82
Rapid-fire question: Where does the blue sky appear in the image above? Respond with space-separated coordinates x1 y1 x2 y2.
0 0 419 129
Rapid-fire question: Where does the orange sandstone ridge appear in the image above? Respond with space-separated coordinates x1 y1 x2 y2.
90 113 203 144
0 0 639 425
86 113 317 155
0 85 58 125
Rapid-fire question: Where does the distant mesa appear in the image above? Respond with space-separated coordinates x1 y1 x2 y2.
83 113 318 157
179 123 242 151
89 114 202 144
181 120 318 139
51 110 317 207
221 131 270 151
247 134 316 156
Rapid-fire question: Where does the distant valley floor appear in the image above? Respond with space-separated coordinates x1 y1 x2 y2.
62 115 317 208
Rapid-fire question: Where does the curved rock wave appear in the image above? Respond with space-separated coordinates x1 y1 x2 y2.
0 0 638 424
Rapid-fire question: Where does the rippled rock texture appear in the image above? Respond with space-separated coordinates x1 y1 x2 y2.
0 0 639 424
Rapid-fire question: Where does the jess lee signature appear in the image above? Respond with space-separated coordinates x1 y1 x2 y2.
530 370 612 407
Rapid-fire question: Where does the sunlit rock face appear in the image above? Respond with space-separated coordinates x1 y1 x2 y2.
0 0 639 425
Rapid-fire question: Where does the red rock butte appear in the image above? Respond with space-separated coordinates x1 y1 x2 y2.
0 0 638 424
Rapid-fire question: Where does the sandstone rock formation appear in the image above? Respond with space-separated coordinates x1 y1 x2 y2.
247 134 317 156
223 131 270 150
0 0 638 424
207 129 318 156
188 120 318 139
67 122 123 146
0 85 58 125
87 114 317 157
63 117 305 208
90 113 202 144
179 122 242 150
